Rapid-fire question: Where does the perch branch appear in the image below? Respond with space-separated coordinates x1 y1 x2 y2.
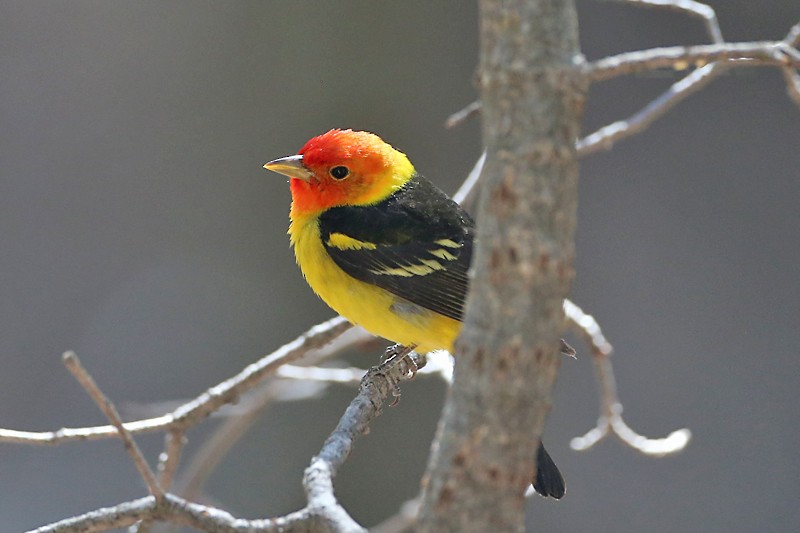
301 353 426 532
30 352 424 532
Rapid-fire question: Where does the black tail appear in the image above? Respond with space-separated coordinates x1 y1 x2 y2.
533 442 566 499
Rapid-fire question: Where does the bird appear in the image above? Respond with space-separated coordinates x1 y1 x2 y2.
263 128 565 499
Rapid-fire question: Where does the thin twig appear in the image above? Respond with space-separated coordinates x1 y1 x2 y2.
178 383 279 502
578 0 726 155
29 353 424 533
0 316 353 445
277 364 366 384
783 66 800 107
451 151 486 211
113 435 187 532
451 9 800 156
157 430 185 490
562 300 691 455
599 0 723 43
62 352 164 499
587 41 800 83
578 62 724 155
586 0 720 155
445 101 482 129
176 324 375 501
580 4 800 153
130 431 182 531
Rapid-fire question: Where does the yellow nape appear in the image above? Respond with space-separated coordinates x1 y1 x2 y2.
352 147 415 207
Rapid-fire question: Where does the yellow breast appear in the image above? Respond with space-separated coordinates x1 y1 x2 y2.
289 216 460 353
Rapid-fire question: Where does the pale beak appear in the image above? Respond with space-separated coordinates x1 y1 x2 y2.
263 154 314 182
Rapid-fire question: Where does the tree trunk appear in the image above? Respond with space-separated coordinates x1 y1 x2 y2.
417 1 585 531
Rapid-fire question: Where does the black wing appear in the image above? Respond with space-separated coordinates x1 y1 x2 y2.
318 175 474 321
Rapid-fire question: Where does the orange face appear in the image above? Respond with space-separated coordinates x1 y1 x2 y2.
264 129 415 217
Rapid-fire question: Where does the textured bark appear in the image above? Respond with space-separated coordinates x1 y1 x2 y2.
418 1 585 531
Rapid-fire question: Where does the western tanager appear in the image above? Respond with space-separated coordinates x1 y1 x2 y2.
264 129 565 498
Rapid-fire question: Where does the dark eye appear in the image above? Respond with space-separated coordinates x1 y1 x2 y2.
329 166 350 180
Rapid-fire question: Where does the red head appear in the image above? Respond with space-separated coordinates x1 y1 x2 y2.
264 129 415 218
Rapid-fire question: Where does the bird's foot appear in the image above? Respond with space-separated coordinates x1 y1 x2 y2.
368 344 424 406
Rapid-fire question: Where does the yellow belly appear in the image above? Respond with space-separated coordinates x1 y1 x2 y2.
290 217 460 353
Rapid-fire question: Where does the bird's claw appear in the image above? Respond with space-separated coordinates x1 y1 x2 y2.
368 344 422 407
389 384 402 407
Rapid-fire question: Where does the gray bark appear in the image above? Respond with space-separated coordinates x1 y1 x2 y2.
417 1 585 531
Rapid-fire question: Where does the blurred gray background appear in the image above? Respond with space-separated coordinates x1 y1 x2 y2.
2 1 798 531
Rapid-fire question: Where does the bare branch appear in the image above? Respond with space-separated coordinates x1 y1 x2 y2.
787 21 800 47
577 62 724 155
157 430 186 490
587 41 800 83
450 65 729 159
304 351 424 499
448 11 798 164
783 66 800 107
600 0 723 43
444 100 481 129
176 323 375 501
579 0 728 156
579 3 800 153
31 352 425 533
29 493 295 533
62 352 163 499
178 381 279 502
129 430 187 533
0 316 352 445
277 364 365 385
563 300 691 455
451 151 486 211
30 496 158 533
294 351 427 532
